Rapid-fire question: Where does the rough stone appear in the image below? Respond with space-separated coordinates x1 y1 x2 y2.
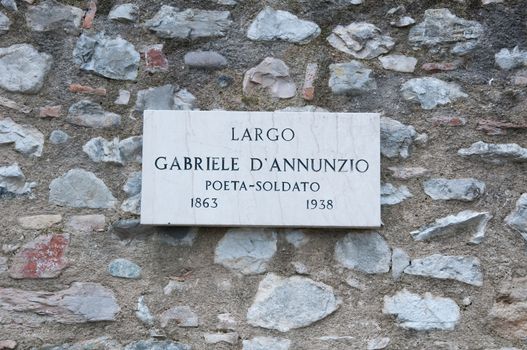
136 296 155 326
66 214 106 233
477 119 527 136
424 178 485 201
0 44 52 93
0 282 120 324
495 47 527 70
204 332 238 344
17 214 62 230
145 6 232 39
391 248 410 280
66 100 121 129
381 183 412 205
0 11 10 34
276 106 328 112
404 254 483 286
184 51 227 69
387 166 429 179
411 210 492 244
0 164 35 196
108 4 138 23
242 337 291 350
83 136 142 165
391 16 415 27
368 337 390 350
49 169 117 209
431 115 467 126
328 61 376 95
247 7 320 44
25 0 83 32
422 59 464 72
335 232 391 274
160 306 199 328
35 337 121 350
383 290 460 330
216 313 237 330
108 258 141 279
379 55 417 73
124 340 190 350
73 33 140 80
0 96 31 114
488 277 527 341
122 171 141 215
0 117 44 157
69 83 106 96
39 105 62 118
247 273 340 332
285 230 309 248
114 89 130 105
458 141 527 164
327 22 395 59
49 130 70 144
214 229 277 275
380 117 417 159
401 77 467 109
243 57 296 99
0 257 7 273
164 280 188 295
144 44 169 72
136 85 196 111
505 193 527 240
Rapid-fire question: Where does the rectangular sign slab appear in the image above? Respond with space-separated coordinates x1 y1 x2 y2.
141 111 380 228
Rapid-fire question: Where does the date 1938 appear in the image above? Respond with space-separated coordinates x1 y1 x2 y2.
306 199 334 210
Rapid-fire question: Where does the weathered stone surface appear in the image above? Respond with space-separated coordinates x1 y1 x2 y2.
204 332 238 344
242 337 291 350
276 106 328 112
73 33 139 80
383 290 460 330
0 257 7 273
0 117 44 157
145 6 232 39
0 44 52 93
247 7 320 44
488 277 527 341
136 296 154 326
215 229 277 275
49 169 117 209
247 273 340 332
0 164 35 196
327 22 395 59
109 4 138 23
458 142 527 164
160 306 199 327
401 77 467 109
49 130 69 144
25 0 83 32
0 282 120 324
144 44 168 72
387 166 429 179
477 119 527 136
36 337 121 350
328 61 376 95
0 11 10 34
108 258 141 279
391 248 410 280
505 193 527 240
0 96 31 114
39 105 62 118
83 136 142 165
66 100 121 129
379 55 417 73
424 178 485 201
243 57 296 99
495 47 527 70
335 232 391 274
184 51 227 69
391 16 415 27
124 340 190 350
431 115 467 126
136 85 196 111
285 230 309 248
411 210 492 244
115 89 130 105
381 183 412 205
216 312 237 330
380 117 417 159
122 171 141 215
17 214 62 230
404 254 483 286
368 337 390 350
66 214 105 233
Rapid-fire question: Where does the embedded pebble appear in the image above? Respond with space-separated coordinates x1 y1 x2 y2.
328 61 376 95
391 248 410 280
401 77 467 109
335 232 391 274
49 130 69 144
242 337 291 350
108 258 141 279
109 3 138 23
160 306 199 328
17 214 62 230
0 44 52 93
404 254 483 286
0 117 44 157
379 55 417 73
0 164 35 196
505 193 527 241
423 178 485 201
66 100 121 129
381 183 412 205
184 51 227 69
25 0 83 32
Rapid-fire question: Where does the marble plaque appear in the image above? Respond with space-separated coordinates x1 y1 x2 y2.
141 111 380 227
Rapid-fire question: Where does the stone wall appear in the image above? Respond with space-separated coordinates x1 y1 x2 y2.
1 0 527 349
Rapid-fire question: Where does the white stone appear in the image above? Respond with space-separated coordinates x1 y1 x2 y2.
391 248 410 280
242 337 291 350
136 296 155 326
17 214 62 230
458 141 527 164
401 77 467 109
404 254 483 286
335 232 391 274
0 44 52 93
328 61 376 95
203 332 238 344
0 11 10 34
327 22 395 59
495 47 527 70
160 306 199 328
109 4 138 23
114 89 131 105
368 337 390 350
423 178 485 201
0 118 44 157
285 230 309 248
391 16 415 27
381 183 412 205
380 117 417 159
243 57 296 99
0 164 35 196
379 55 417 73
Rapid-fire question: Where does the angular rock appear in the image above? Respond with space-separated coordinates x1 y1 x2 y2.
495 47 527 70
488 277 527 341
184 51 227 69
0 44 52 93
160 305 199 328
451 41 478 56
0 257 7 273
387 166 429 180
174 89 197 110
391 16 415 27
285 230 309 248
383 290 460 330
73 33 140 80
247 273 339 332
122 172 141 215
40 105 62 118
25 0 83 32
335 232 391 274
431 115 466 126
49 130 69 144
0 11 10 34
109 4 138 23
17 214 62 230
49 169 117 209
421 59 464 72
83 136 142 165
66 214 105 233
215 229 277 275
124 340 190 350
327 22 395 59
66 100 121 129
145 6 232 39
404 254 483 286
243 337 291 350
0 282 120 324
379 55 417 73
458 142 527 164
401 77 467 109
505 193 527 240
136 296 154 326
0 96 31 114
115 89 130 105
247 7 320 44
477 119 527 136
381 183 412 205
204 332 238 344
391 248 410 280
368 337 390 350
328 61 376 95
108 258 141 279
424 178 485 201
302 62 318 100
243 57 296 99
144 44 169 72
0 118 44 157
0 164 35 196
411 210 492 244
136 85 196 111
380 117 417 159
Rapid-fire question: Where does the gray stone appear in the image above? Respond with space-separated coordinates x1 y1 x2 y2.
49 169 117 209
424 178 485 201
495 47 527 70
458 141 527 164
204 332 238 344
214 229 277 275
117 136 142 163
451 41 478 56
0 256 7 273
136 296 154 326
66 214 106 233
25 0 83 32
401 77 467 110
174 88 197 110
391 16 415 27
391 248 410 280
0 118 44 157
108 258 141 279
368 337 391 350
124 172 141 196
380 117 417 159
121 194 140 215
145 6 232 39
124 340 190 350
73 33 140 81
0 44 52 93
1 0 15 12
136 85 196 111
109 4 138 23
505 193 527 241
381 183 412 205
247 7 320 44
292 261 309 275
0 164 35 196
285 230 309 248
379 55 417 73
184 51 227 69
156 227 197 247
328 61 376 95
411 210 492 244
83 136 142 165
160 306 199 328
66 100 121 129
404 254 483 286
242 337 291 350
327 22 395 59
49 130 70 144
383 290 460 330
388 166 429 180
114 89 130 105
335 232 391 274
216 313 237 330
0 11 10 34
17 214 62 230
35 337 121 350
276 106 329 113
243 57 296 99
247 273 340 332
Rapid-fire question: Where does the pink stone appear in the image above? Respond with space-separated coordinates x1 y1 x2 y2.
431 116 467 127
145 44 169 72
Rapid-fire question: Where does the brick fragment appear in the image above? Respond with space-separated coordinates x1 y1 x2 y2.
39 105 62 118
302 63 318 101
